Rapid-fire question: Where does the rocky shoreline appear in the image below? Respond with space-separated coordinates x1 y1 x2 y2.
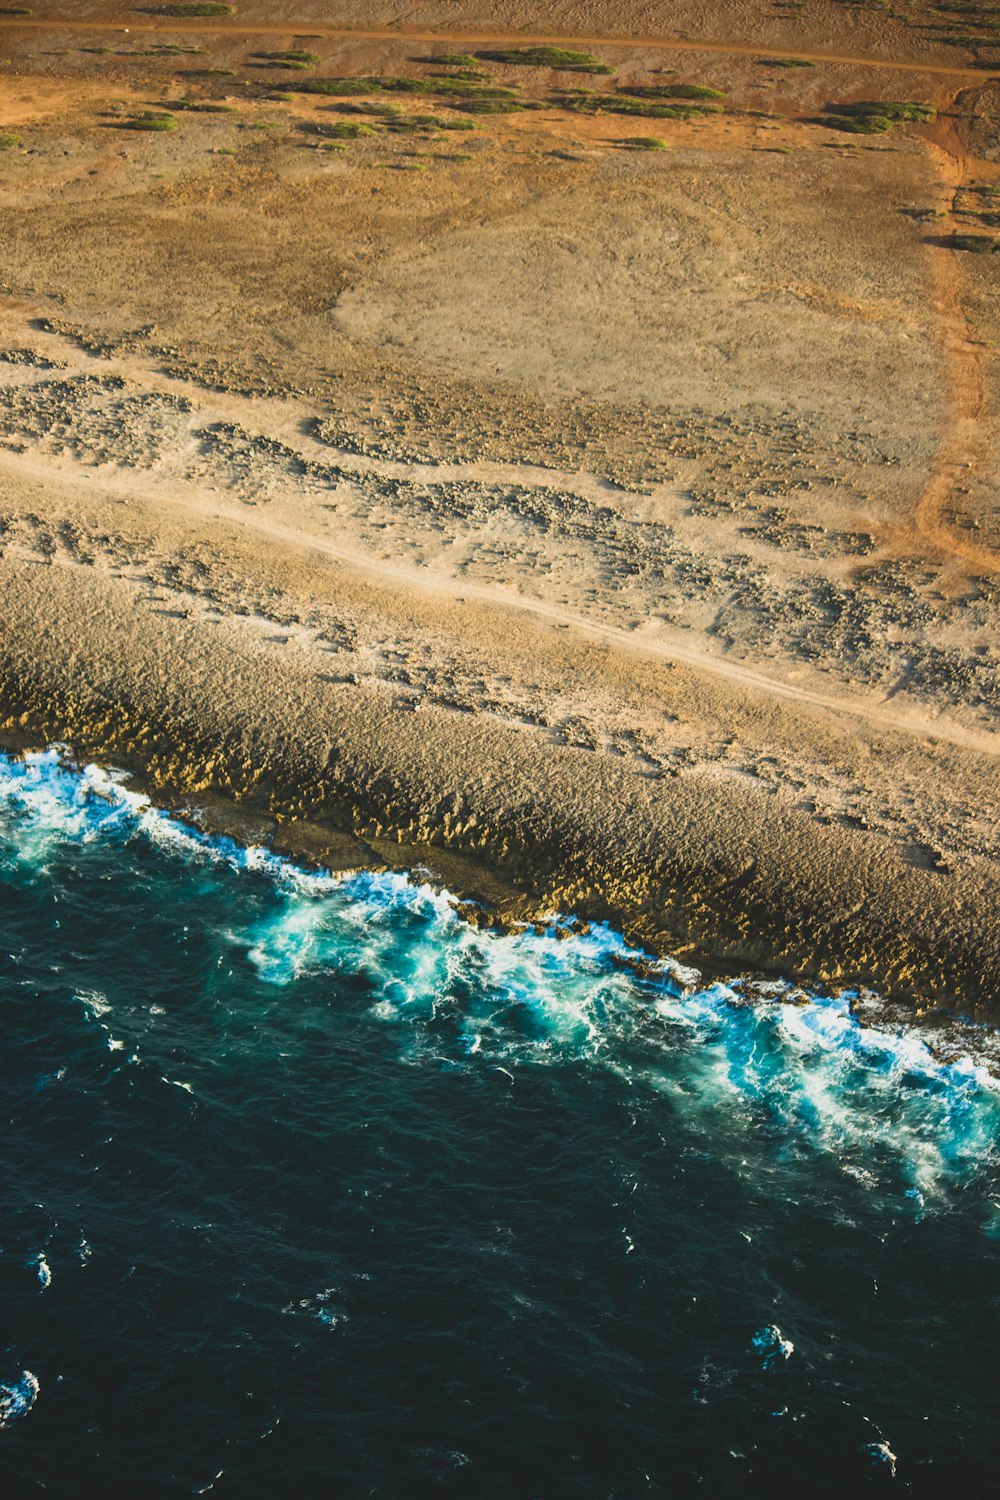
2 580 998 1025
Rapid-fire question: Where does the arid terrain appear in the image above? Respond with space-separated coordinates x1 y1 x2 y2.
0 1 998 1015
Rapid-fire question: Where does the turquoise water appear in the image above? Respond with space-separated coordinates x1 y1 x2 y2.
1 750 999 1496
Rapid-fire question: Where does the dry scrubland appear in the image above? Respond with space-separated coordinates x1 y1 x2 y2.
0 2 998 1016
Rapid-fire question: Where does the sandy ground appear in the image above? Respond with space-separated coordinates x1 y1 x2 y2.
0 4 998 1015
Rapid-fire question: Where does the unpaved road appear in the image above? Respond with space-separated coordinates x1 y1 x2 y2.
1 14 999 79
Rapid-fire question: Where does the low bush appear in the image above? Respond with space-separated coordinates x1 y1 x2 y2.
126 112 178 131
620 135 668 149
834 114 894 133
342 101 403 115
0 8 33 15
320 121 377 138
827 99 935 133
866 100 935 121
289 77 377 96
560 93 721 119
452 95 523 113
478 46 613 73
765 57 816 68
254 50 319 69
0 130 21 148
288 75 522 111
952 233 998 252
431 53 478 67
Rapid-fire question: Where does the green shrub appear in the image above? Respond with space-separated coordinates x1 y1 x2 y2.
126 113 178 131
384 116 439 133
254 51 319 69
342 101 403 116
828 100 935 133
431 54 478 67
560 93 720 119
0 8 33 15
0 130 21 148
454 95 524 113
478 46 613 73
766 57 816 68
289 77 380 96
833 114 894 133
620 135 668 149
288 75 521 111
320 121 377 138
951 233 998 252
868 100 935 121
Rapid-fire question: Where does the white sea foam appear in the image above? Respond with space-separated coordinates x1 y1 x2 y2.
750 1325 794 1371
32 1252 51 1290
3 747 999 1220
862 1440 898 1478
0 1370 39 1428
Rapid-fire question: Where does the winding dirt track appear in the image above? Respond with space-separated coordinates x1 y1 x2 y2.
0 14 998 80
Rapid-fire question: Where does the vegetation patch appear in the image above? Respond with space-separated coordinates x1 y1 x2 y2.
316 121 377 139
0 130 22 148
125 112 178 131
383 113 476 134
826 100 936 134
477 47 613 74
951 232 999 252
765 57 816 68
619 135 668 150
252 51 319 70
288 75 522 112
430 53 479 67
0 8 33 15
559 93 721 119
165 99 236 112
287 77 379 96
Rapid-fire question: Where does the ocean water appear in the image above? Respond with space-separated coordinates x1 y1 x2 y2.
1 752 999 1498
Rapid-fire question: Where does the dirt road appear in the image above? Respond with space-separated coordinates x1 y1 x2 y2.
0 14 998 80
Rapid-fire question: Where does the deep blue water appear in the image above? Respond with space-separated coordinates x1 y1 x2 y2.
1 751 999 1497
